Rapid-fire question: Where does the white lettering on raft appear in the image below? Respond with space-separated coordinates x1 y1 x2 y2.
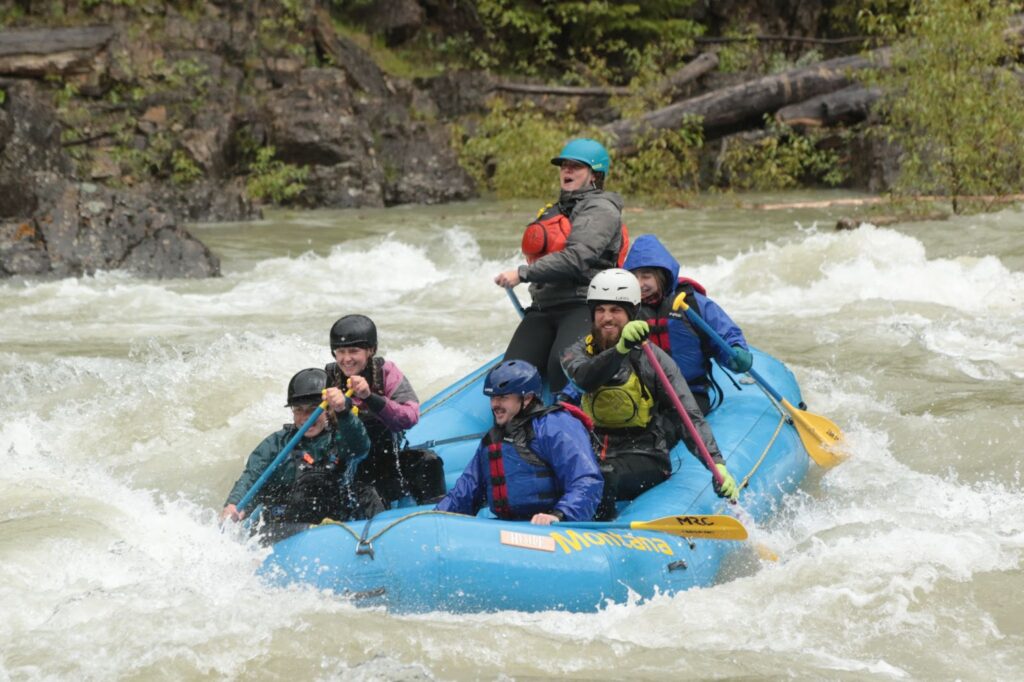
548 529 674 556
500 530 556 552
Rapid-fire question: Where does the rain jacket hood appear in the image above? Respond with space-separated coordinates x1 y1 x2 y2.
622 234 680 290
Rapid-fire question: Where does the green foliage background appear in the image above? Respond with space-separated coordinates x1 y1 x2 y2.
864 0 1024 212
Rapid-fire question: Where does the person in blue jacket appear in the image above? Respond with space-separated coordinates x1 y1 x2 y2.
622 234 753 415
435 360 603 525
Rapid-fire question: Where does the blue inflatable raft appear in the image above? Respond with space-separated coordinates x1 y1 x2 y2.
259 348 810 613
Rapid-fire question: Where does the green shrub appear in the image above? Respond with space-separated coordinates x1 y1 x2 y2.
613 119 704 204
455 99 577 199
170 150 202 185
718 119 845 190
245 146 309 204
862 0 1024 213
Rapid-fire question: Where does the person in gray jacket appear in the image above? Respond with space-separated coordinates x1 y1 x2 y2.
561 269 739 520
494 138 628 392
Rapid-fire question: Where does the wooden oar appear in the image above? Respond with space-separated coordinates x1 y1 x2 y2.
671 293 846 468
559 514 748 540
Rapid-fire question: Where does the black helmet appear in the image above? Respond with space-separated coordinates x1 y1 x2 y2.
286 368 327 407
329 314 377 351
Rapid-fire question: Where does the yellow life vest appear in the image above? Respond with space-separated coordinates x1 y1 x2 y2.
581 335 655 430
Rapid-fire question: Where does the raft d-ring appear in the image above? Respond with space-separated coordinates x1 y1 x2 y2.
355 515 376 558
356 538 375 559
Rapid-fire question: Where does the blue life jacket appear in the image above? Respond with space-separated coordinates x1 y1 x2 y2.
437 404 602 521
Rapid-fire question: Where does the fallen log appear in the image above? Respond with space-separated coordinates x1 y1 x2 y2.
490 52 718 100
491 82 630 97
0 25 114 77
835 212 948 230
602 49 890 150
775 85 882 128
658 52 718 100
695 34 867 46
748 193 1024 210
748 197 888 210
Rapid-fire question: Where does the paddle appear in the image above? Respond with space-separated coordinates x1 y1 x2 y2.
640 341 783 559
406 431 487 451
670 293 846 468
234 397 329 514
505 286 526 319
558 514 748 540
640 341 727 488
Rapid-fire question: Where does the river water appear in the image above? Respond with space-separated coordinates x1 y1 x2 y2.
1 193 1022 680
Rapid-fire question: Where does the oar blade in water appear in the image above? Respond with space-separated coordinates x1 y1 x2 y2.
781 398 847 468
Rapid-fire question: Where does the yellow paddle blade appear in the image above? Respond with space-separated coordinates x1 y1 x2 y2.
780 398 847 468
630 514 749 540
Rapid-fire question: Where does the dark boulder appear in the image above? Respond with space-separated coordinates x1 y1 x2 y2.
0 81 74 220
29 177 220 278
354 0 426 46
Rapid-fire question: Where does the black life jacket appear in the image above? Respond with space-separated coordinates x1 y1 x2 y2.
326 356 397 459
260 427 350 524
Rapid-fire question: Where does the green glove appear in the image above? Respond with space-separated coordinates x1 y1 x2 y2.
713 463 739 501
615 320 651 354
728 346 753 373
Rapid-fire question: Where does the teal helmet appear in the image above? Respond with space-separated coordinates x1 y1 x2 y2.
550 138 610 174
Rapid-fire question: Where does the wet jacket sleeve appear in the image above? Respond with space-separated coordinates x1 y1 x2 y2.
533 412 602 521
224 430 289 506
643 344 724 465
434 442 488 516
358 360 420 431
560 339 628 391
331 409 371 469
520 196 621 284
696 293 749 365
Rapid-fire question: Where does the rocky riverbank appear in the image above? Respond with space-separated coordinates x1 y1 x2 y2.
1 1 908 280
0 2 475 278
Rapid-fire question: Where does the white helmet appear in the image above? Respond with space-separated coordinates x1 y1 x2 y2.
587 268 641 318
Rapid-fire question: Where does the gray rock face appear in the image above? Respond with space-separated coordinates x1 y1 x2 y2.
0 81 73 220
0 85 220 279
262 68 473 208
31 178 220 278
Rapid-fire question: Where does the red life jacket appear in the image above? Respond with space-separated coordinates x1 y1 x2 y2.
521 204 630 267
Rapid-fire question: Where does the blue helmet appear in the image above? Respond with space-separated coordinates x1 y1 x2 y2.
550 138 610 174
483 360 543 397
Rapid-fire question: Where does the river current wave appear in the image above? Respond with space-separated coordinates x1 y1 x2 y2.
1 199 1021 679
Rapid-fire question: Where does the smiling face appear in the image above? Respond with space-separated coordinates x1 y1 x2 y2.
490 393 531 426
559 160 595 192
633 268 663 301
592 303 631 349
333 346 372 377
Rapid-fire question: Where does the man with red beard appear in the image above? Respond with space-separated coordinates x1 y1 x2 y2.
561 269 739 520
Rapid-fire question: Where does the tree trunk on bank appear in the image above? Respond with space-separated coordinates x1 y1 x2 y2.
490 52 719 100
602 49 890 150
775 85 882 128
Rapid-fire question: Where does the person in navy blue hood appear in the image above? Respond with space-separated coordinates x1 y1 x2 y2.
622 235 752 415
435 360 603 524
